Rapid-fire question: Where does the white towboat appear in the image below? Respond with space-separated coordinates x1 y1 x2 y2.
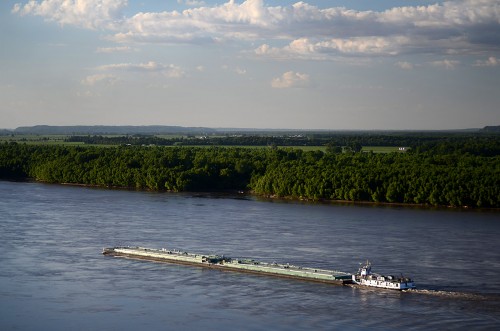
352 261 415 290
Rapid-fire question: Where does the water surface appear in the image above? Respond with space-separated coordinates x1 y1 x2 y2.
0 181 499 330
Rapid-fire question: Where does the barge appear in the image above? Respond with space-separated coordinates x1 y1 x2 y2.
102 246 352 285
103 247 415 290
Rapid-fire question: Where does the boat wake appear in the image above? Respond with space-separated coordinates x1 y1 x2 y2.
405 288 493 301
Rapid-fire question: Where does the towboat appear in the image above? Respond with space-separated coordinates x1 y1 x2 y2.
352 261 415 290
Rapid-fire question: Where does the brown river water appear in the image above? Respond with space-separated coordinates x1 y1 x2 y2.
1 181 499 330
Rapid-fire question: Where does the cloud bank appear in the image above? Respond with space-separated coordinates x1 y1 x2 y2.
12 0 500 61
474 56 500 66
13 0 127 30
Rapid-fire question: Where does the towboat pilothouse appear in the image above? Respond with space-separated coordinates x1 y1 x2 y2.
352 261 415 290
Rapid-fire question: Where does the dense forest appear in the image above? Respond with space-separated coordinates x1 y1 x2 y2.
1 139 499 208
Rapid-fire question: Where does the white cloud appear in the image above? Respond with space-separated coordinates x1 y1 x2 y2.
430 59 460 69
178 0 206 6
474 57 500 67
109 0 283 44
235 67 247 75
13 0 500 59
380 0 499 28
220 64 247 75
97 61 185 78
255 44 278 56
395 61 414 70
95 46 133 53
255 36 412 60
165 65 185 78
271 71 310 88
13 0 127 30
81 74 119 86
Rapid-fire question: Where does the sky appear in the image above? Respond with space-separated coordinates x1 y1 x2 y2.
1 0 499 130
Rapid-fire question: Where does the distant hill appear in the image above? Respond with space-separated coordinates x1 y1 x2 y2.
482 125 500 133
0 129 13 135
13 125 216 135
8 125 499 135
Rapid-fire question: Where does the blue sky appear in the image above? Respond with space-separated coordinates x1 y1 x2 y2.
1 0 499 130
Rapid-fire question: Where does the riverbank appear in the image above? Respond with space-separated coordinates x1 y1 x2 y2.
1 143 499 208
254 192 500 211
10 178 497 211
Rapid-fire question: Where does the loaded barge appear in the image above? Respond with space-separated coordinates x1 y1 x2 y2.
102 246 415 290
102 246 352 285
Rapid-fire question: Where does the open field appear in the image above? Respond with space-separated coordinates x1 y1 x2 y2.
0 135 112 147
0 135 411 153
362 146 407 153
0 134 67 142
0 139 405 153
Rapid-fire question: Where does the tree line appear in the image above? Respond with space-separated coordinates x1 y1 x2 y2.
64 132 500 155
1 142 498 208
65 134 317 147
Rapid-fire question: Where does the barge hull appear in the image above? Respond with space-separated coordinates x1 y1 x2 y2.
104 248 350 286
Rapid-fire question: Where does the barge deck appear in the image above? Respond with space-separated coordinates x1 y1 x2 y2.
103 246 352 285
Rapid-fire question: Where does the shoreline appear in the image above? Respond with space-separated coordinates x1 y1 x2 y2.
4 178 497 211
253 193 500 211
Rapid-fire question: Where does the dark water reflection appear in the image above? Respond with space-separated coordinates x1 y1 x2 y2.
0 181 499 330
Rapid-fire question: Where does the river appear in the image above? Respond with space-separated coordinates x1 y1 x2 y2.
0 181 499 330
